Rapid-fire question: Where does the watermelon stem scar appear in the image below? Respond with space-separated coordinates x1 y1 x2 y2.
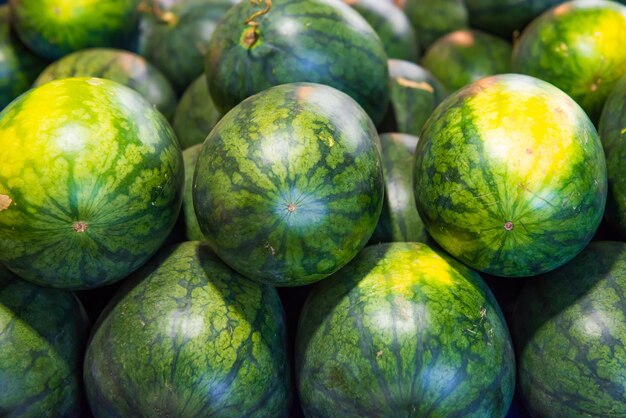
287 203 297 213
242 0 272 48
73 221 88 233
504 221 514 231
0 195 11 211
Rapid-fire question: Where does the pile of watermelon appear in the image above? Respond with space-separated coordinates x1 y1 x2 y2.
1 0 626 416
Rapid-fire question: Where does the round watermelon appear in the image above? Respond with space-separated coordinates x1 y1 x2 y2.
172 74 222 149
511 0 626 123
0 4 47 110
9 0 141 59
0 264 90 416
403 0 468 50
0 77 183 289
84 241 292 417
205 0 390 125
33 48 177 120
193 82 384 286
413 74 607 277
514 241 626 416
421 29 512 93
296 242 515 417
137 0 239 94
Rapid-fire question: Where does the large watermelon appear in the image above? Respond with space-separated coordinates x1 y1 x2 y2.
193 82 384 286
511 0 626 123
84 241 292 417
0 4 47 109
413 74 607 277
514 241 626 416
421 29 512 93
33 48 177 120
9 0 141 59
205 0 390 125
599 75 626 239
0 264 90 416
296 242 515 417
0 77 183 289
137 0 239 93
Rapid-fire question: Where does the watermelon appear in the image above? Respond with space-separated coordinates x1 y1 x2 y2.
403 0 468 50
513 241 626 417
0 264 90 416
343 0 419 61
599 76 626 239
465 0 562 39
33 48 177 120
182 143 203 241
172 74 222 149
0 4 47 110
380 59 448 137
413 74 607 277
421 29 512 93
9 0 141 60
296 242 515 417
137 0 239 94
0 77 183 289
205 0 390 125
84 241 292 417
511 0 626 123
370 133 427 244
193 82 384 286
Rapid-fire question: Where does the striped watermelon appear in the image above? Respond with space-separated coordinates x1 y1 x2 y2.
413 74 606 277
0 77 183 289
193 82 384 286
205 0 390 125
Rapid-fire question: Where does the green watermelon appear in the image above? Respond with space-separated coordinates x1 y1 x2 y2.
413 74 607 277
514 241 626 417
137 0 239 94
599 76 626 239
511 0 626 123
465 0 562 39
421 29 512 93
0 4 47 110
370 133 427 244
380 59 448 136
343 0 419 61
182 143 203 241
205 0 390 125
84 241 292 417
403 0 468 50
296 242 515 417
0 264 90 416
33 48 177 120
9 0 141 60
0 77 183 289
193 82 384 286
172 74 222 149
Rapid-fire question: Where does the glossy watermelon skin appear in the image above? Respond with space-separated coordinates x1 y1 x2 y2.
182 143 203 241
0 264 90 417
138 0 239 94
84 241 292 417
403 0 468 50
0 77 183 289
296 242 515 417
514 241 626 417
33 48 177 120
511 0 626 123
599 76 626 239
421 29 512 93
172 74 222 149
193 82 384 286
0 5 47 110
370 133 427 244
9 0 141 60
413 74 606 277
381 59 448 137
205 0 390 125
345 0 419 61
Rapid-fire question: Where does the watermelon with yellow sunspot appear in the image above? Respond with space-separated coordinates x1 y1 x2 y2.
413 74 607 277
